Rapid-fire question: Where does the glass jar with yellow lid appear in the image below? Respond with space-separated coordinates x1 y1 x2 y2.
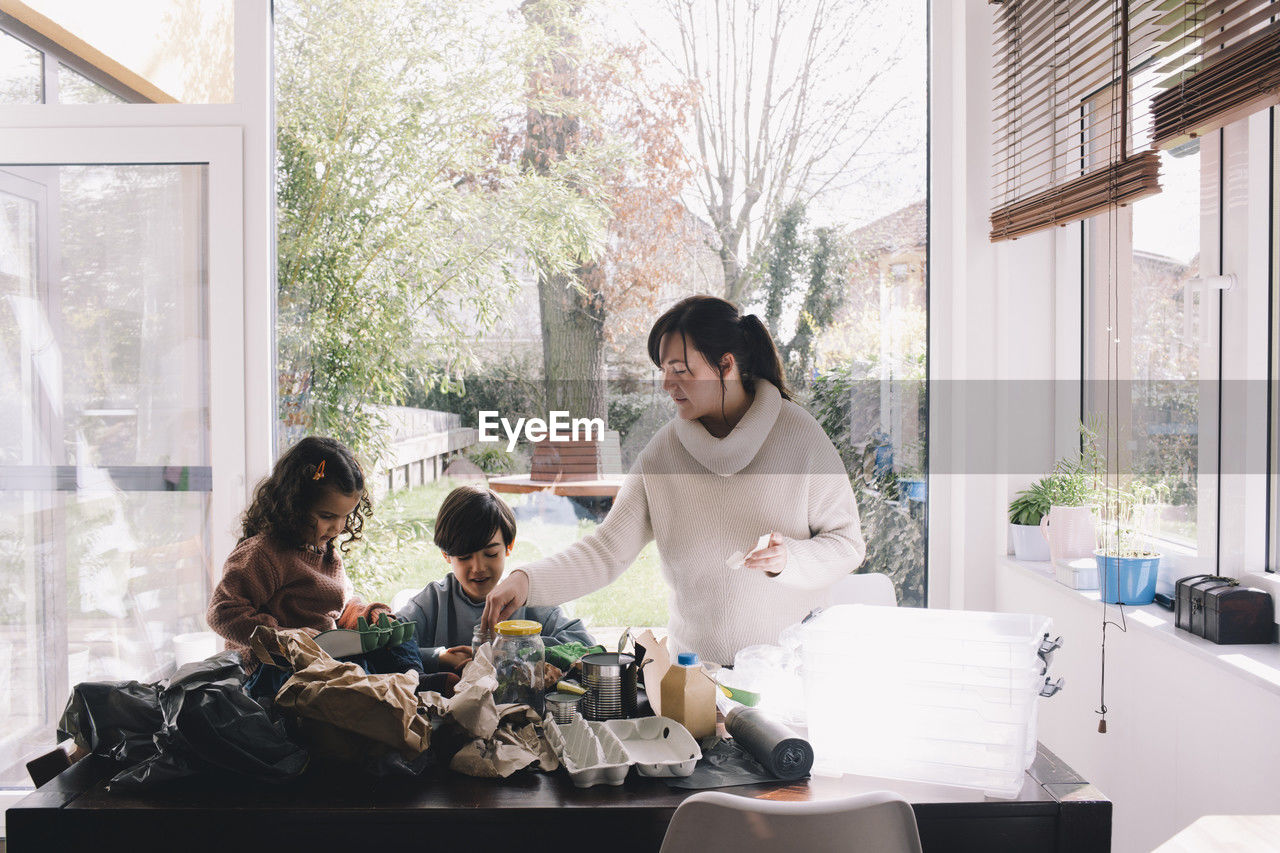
493 619 545 714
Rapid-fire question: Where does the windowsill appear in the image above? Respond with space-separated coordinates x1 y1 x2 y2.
999 556 1280 698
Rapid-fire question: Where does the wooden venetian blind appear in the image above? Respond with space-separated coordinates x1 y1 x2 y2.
1150 0 1280 149
990 1 1165 242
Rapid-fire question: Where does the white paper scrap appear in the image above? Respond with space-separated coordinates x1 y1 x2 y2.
726 533 774 571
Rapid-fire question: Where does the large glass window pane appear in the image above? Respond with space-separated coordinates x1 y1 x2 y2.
1086 146 1207 553
5 1 233 103
0 29 42 103
0 163 210 787
57 63 126 104
1126 149 1203 546
274 0 929 639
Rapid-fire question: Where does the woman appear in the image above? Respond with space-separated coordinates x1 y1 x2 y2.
482 295 865 665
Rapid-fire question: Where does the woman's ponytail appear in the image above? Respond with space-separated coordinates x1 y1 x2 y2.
738 313 792 401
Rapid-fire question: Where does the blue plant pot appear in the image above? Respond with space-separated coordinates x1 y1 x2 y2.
874 443 893 477
901 478 927 502
1095 550 1161 605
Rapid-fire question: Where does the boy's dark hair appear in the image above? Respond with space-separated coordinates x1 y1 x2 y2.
434 485 517 556
240 436 372 553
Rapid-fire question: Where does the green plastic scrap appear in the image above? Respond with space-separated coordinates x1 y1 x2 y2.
546 642 606 670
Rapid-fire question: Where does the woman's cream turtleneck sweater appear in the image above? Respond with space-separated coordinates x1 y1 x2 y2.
521 380 865 665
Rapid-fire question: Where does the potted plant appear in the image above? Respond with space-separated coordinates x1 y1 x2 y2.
1008 476 1057 560
1094 481 1166 605
1008 423 1102 562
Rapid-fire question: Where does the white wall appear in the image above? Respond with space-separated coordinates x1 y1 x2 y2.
929 0 1067 610
998 560 1280 852
933 3 1280 851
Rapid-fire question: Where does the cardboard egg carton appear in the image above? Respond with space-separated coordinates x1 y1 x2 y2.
544 715 702 788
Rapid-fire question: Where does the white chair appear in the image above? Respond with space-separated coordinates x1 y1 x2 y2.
659 790 923 853
827 572 898 607
390 587 417 614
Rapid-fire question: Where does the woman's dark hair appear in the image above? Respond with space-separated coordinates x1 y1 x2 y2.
240 436 372 553
434 485 517 556
647 294 792 401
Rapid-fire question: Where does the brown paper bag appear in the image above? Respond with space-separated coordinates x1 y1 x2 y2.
248 626 430 757
419 644 558 778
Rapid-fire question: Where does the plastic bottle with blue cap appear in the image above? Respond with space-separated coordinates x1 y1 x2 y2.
660 651 716 739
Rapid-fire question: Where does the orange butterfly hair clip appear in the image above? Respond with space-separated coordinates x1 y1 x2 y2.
312 459 326 481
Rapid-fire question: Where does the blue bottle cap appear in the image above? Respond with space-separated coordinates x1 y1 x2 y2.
677 652 698 666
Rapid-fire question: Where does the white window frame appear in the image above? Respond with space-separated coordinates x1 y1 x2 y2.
0 0 275 525
0 126 247 565
0 0 272 815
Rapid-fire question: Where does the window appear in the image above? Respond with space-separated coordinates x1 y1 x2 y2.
0 1 270 804
0 161 213 786
1085 145 1209 556
0 28 41 103
56 62 126 104
275 0 929 639
0 2 235 104
1085 114 1280 579
0 14 142 103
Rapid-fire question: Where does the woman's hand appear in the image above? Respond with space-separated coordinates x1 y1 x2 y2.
482 569 530 633
742 532 788 577
440 645 474 672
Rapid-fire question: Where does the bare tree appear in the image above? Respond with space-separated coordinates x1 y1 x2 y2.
656 0 910 303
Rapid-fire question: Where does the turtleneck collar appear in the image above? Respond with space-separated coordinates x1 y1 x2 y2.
672 379 782 477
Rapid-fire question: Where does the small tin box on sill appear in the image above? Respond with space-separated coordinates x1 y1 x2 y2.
1175 574 1276 645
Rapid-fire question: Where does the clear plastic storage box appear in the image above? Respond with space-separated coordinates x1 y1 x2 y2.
800 604 1060 798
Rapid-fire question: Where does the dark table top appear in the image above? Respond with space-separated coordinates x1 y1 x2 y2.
9 742 1110 853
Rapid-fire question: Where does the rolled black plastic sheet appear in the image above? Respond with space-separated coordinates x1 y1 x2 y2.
724 706 814 780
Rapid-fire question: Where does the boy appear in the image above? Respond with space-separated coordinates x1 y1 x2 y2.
396 485 594 674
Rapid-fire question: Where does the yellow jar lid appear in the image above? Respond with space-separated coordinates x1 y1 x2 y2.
496 619 542 636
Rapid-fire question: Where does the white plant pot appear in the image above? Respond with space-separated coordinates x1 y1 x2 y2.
1009 523 1051 561
1040 506 1097 568
173 631 220 667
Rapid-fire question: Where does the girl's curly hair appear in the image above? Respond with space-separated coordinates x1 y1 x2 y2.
240 436 373 553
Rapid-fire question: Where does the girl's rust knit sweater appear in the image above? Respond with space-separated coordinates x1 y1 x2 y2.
207 533 352 655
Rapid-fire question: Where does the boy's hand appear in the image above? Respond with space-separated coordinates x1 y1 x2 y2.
482 569 530 633
440 645 474 672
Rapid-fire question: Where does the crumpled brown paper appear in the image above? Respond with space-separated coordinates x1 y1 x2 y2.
419 644 558 778
248 626 430 757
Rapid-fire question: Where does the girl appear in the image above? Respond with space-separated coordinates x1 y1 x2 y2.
482 295 866 666
207 436 431 691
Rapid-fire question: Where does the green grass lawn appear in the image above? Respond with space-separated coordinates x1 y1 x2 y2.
341 480 669 634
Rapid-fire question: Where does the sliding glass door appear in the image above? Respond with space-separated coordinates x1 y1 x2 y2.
0 128 245 786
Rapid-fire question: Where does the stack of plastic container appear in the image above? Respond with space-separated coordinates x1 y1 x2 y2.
800 604 1061 798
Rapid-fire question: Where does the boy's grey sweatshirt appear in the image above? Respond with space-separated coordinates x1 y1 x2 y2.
396 573 595 672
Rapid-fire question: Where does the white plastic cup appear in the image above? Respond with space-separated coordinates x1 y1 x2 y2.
173 631 219 667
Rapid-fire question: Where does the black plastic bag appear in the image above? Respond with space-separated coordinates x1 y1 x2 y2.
58 679 164 766
666 737 782 789
57 652 309 790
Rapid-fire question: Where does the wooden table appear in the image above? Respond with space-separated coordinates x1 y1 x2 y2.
1153 815 1280 851
487 474 624 497
6 743 1108 852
